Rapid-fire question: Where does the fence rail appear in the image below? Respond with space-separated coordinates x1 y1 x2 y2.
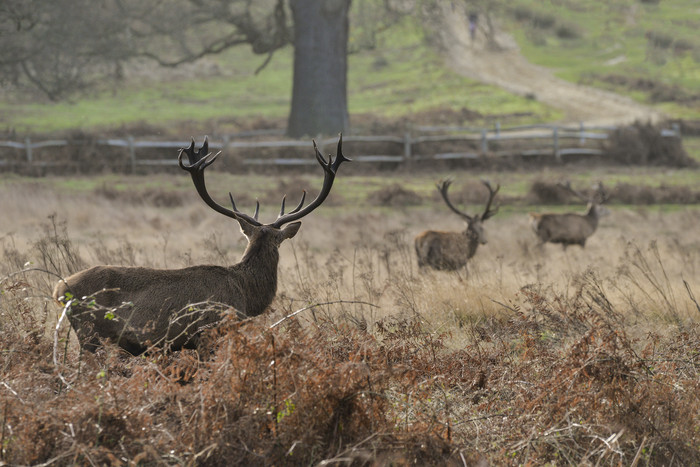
0 122 681 171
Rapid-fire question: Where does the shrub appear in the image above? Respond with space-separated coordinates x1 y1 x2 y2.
605 121 696 167
527 180 574 204
368 184 422 207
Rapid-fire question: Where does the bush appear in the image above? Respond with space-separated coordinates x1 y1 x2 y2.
527 180 575 204
605 121 696 167
368 184 422 207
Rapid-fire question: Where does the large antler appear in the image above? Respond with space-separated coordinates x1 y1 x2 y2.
178 135 350 228
178 136 261 226
271 135 350 227
437 179 472 221
558 181 588 203
480 179 500 220
559 181 607 205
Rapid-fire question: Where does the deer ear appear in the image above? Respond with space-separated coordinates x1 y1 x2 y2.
235 215 258 238
280 222 301 240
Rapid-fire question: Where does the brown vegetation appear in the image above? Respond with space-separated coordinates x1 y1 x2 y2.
605 121 695 167
1 172 699 465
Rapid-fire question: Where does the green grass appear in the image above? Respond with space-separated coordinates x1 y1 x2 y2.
684 136 700 162
18 164 696 214
348 21 555 122
2 48 296 134
507 0 700 118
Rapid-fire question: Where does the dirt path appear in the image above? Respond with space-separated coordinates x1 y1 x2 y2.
438 7 663 126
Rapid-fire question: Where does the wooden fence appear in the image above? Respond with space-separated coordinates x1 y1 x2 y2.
0 122 682 172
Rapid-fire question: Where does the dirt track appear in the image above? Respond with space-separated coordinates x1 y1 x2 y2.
438 6 664 126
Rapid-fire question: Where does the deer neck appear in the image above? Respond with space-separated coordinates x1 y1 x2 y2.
463 229 480 259
231 239 281 317
585 204 600 222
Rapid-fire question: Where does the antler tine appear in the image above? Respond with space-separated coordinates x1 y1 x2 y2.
481 179 500 220
271 135 350 228
178 135 220 172
437 178 472 221
331 133 351 172
279 191 307 218
227 193 260 223
436 177 453 192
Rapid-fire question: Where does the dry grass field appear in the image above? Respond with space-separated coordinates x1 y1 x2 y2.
1 166 699 465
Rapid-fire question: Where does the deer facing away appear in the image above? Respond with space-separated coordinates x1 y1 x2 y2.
415 179 499 271
53 136 349 355
529 182 609 249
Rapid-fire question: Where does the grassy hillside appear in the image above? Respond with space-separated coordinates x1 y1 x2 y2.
504 0 700 119
2 1 699 136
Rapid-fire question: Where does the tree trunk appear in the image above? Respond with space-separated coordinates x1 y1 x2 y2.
287 0 351 138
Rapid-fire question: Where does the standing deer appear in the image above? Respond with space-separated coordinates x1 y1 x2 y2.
53 136 349 355
415 179 500 271
529 182 609 249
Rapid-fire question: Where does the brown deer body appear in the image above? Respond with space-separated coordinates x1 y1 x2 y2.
53 136 349 354
529 182 609 249
415 180 499 271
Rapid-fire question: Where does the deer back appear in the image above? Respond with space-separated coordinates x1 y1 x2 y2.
530 211 599 247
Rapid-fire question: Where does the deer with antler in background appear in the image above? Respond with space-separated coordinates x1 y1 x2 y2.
529 181 609 249
415 179 500 271
53 136 349 355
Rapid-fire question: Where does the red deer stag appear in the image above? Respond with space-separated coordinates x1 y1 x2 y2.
529 182 609 249
415 179 500 271
53 136 349 355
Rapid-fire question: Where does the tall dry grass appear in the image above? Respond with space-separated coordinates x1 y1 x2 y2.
1 175 699 465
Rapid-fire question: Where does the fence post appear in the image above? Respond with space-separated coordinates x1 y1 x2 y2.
25 137 32 164
480 129 488 155
494 121 501 138
579 121 586 145
127 135 136 172
553 127 561 162
403 130 412 160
